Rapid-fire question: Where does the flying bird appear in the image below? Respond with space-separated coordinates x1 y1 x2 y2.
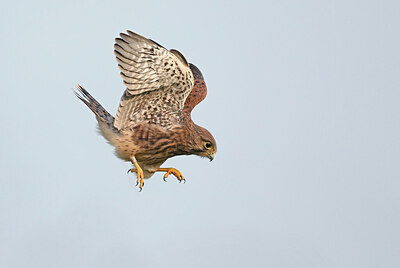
75 30 217 191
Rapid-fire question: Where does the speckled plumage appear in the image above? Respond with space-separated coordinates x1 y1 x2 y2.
113 31 194 130
75 30 217 190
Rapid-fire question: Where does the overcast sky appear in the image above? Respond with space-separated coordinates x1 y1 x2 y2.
1 0 399 267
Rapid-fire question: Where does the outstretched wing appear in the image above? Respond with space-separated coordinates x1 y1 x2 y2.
183 64 207 121
113 31 194 130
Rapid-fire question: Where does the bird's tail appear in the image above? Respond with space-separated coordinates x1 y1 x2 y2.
74 85 118 134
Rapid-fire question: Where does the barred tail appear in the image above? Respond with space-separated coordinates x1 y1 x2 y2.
74 85 118 133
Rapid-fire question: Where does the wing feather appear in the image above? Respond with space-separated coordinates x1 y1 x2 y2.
183 64 207 121
113 31 194 130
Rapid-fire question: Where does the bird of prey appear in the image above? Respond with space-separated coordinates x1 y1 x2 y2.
75 30 217 191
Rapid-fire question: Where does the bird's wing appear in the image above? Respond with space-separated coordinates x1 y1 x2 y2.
183 64 208 121
113 31 194 130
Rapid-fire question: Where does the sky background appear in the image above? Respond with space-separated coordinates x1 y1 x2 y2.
1 0 399 267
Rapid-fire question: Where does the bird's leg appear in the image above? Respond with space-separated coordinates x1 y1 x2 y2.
128 156 145 191
156 168 185 183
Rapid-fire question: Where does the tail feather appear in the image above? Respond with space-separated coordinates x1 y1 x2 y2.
74 85 119 133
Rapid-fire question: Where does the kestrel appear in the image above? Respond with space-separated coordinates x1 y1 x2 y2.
75 30 217 191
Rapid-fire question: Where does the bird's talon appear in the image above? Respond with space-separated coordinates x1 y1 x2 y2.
160 168 185 184
128 162 144 191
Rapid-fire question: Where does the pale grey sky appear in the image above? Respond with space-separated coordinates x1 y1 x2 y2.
1 0 399 267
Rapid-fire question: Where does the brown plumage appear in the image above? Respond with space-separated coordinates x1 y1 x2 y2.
75 30 217 191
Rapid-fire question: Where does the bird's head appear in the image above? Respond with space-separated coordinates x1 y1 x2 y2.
190 125 217 161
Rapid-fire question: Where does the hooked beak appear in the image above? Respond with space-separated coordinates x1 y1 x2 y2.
207 153 215 162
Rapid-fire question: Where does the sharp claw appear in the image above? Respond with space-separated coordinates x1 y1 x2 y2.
136 182 139 186
139 187 142 192
163 177 167 182
127 169 131 174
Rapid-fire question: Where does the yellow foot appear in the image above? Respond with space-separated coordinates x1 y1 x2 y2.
128 166 144 191
157 168 185 183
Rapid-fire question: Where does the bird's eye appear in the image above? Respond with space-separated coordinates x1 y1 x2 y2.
204 142 212 149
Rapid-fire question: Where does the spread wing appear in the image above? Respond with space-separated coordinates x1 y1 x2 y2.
183 64 207 121
113 30 194 130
